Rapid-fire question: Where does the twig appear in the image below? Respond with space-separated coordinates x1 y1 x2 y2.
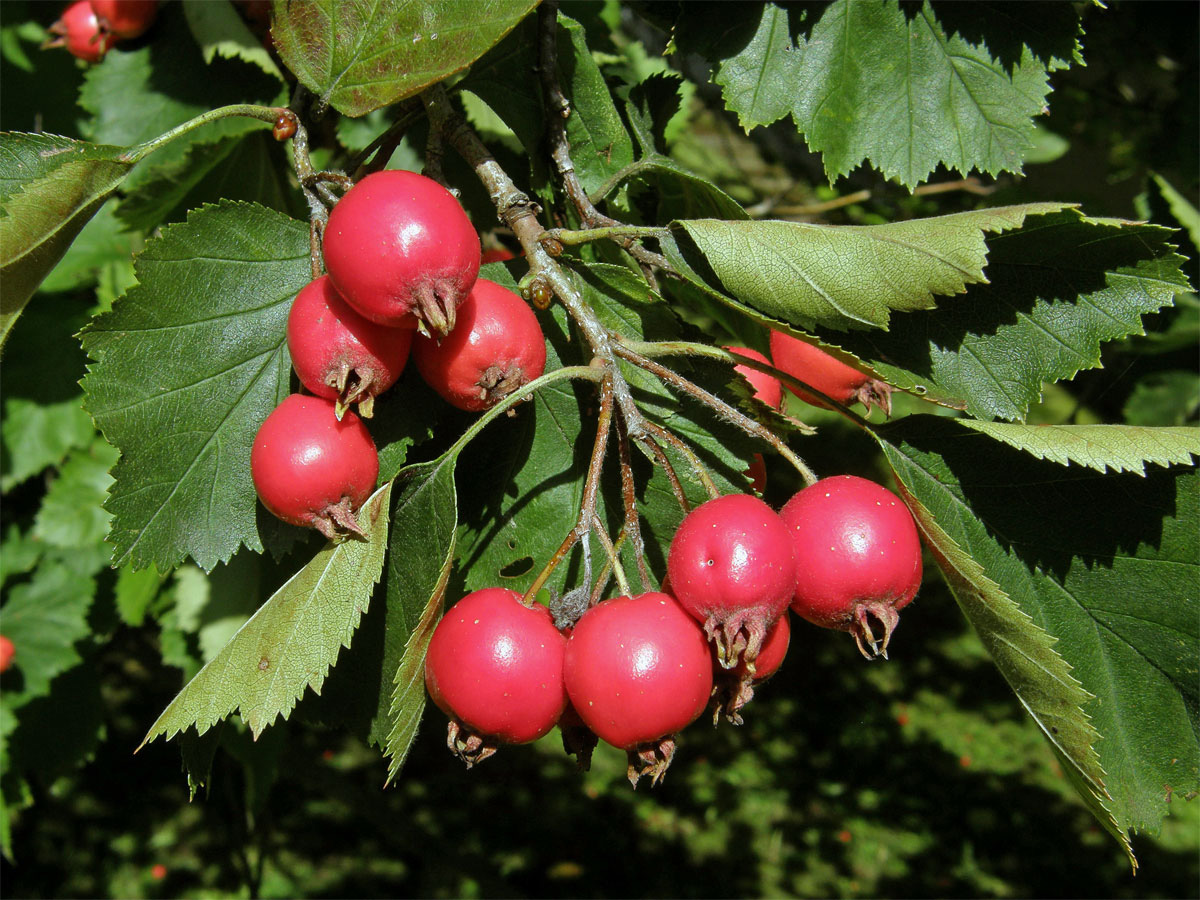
591 514 630 597
614 342 820 487
615 410 650 590
536 2 673 275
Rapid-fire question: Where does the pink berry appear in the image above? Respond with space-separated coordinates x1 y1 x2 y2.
769 331 892 416
564 592 713 787
89 0 157 39
666 494 797 669
780 475 922 659
424 588 567 767
323 170 480 335
413 278 546 412
250 394 378 540
49 0 113 63
286 275 412 419
725 346 782 410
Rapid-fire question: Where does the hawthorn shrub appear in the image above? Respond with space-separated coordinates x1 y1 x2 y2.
1 0 1197 896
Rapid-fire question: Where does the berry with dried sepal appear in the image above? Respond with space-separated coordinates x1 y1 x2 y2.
780 475 922 659
769 331 892 416
413 278 546 412
323 170 480 335
424 588 568 767
287 275 412 419
250 394 378 540
563 592 712 787
667 494 797 669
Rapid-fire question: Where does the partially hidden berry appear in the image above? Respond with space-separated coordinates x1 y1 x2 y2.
47 0 112 63
250 394 378 540
712 612 790 725
323 170 480 335
769 330 892 416
725 346 783 410
413 278 546 412
0 635 15 673
89 0 157 39
287 275 412 419
780 475 922 659
563 592 713 787
667 494 797 669
424 588 568 767
480 246 516 264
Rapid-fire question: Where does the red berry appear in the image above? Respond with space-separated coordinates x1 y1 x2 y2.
323 170 480 335
89 0 157 39
250 394 378 540
725 346 782 410
424 588 567 767
780 475 922 659
287 275 412 419
480 247 516 264
0 635 15 673
150 863 167 881
49 1 112 63
769 331 892 416
745 452 767 495
667 494 797 668
563 592 713 787
413 278 546 412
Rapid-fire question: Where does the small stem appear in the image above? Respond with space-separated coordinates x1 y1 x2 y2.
642 434 691 514
591 515 630 597
546 225 669 246
641 419 720 500
523 374 614 607
615 411 650 591
446 365 602 461
122 104 290 163
615 342 820 488
620 337 872 431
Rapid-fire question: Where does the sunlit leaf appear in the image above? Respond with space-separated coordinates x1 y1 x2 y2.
141 482 391 744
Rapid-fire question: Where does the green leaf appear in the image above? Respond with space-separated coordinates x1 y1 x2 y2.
1151 173 1200 252
556 13 635 196
32 436 119 549
460 10 635 195
0 525 41 589
958 422 1200 475
272 0 537 117
831 211 1194 420
606 155 749 222
113 563 166 627
79 4 282 190
1123 371 1200 427
694 1 1079 188
380 459 458 781
140 482 391 745
1 555 98 703
879 415 1199 855
0 132 134 345
0 395 96 491
80 201 310 572
116 131 298 232
182 0 284 81
668 203 1070 332
38 198 140 295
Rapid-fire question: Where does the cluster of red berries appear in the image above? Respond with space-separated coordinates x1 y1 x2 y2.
424 478 922 786
46 0 157 63
251 170 546 538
